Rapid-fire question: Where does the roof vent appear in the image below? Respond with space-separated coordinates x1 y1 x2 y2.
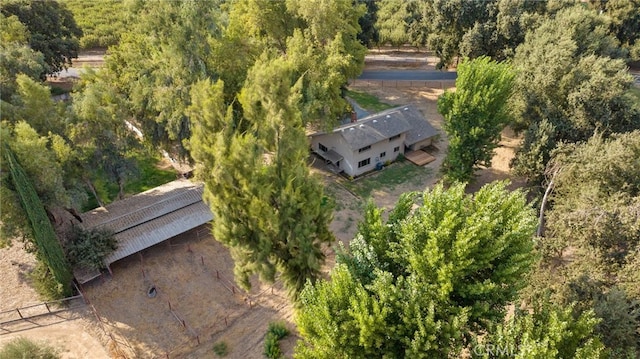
349 128 355 131
404 107 409 111
372 119 377 123
386 115 391 118
359 124 365 128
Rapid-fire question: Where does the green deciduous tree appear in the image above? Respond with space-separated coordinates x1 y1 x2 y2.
104 0 224 159
356 0 379 48
472 298 605 359
71 69 138 201
0 14 46 101
427 0 495 69
296 181 537 358
438 56 515 183
459 0 548 61
510 5 640 186
66 226 116 270
523 131 640 357
590 0 640 61
1 0 82 75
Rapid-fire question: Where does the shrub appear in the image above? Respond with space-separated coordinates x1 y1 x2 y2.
267 322 289 340
66 226 117 270
212 341 228 357
264 322 289 359
0 337 59 359
29 262 67 300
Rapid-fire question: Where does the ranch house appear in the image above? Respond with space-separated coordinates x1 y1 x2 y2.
310 104 438 177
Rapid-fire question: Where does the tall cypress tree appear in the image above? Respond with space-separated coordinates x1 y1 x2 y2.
4 145 72 296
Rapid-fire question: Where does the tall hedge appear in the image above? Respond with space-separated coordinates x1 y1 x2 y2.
5 146 72 296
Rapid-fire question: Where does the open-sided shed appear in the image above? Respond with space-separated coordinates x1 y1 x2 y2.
74 179 213 283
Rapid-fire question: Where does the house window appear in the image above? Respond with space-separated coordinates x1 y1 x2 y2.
394 146 400 153
389 134 401 141
380 152 386 158
319 143 328 152
358 158 370 168
358 145 371 153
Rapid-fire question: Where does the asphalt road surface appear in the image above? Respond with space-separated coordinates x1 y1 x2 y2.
358 70 457 81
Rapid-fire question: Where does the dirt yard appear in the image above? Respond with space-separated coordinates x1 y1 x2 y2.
0 244 110 359
326 78 524 247
79 227 295 358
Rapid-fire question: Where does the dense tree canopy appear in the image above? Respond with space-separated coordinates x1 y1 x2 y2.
296 182 537 358
510 5 640 186
523 131 640 357
590 0 640 60
0 0 82 75
472 298 605 358
438 56 515 183
0 13 46 101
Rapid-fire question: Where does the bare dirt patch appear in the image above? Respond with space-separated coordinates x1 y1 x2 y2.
0 245 109 359
81 226 294 358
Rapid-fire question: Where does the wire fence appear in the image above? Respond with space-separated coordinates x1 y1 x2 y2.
0 295 85 327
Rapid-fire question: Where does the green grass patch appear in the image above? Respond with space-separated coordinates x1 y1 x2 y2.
82 149 177 210
123 150 177 194
342 160 433 199
345 89 395 112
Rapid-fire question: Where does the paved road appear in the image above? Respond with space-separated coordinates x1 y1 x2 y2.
358 70 457 81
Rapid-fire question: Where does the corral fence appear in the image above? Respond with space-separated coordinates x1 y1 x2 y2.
349 78 456 90
0 294 85 328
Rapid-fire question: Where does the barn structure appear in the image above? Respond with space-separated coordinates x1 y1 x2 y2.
73 179 213 284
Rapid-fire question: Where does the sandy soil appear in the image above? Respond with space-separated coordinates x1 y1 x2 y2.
0 245 110 359
80 227 294 359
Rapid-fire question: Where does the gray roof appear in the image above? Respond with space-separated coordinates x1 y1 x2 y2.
331 104 437 150
335 108 413 150
319 149 343 163
80 179 213 266
401 105 439 146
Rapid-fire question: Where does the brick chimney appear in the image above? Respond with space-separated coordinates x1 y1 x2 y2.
350 111 357 123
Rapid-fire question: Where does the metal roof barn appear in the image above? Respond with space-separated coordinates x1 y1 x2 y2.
75 179 213 283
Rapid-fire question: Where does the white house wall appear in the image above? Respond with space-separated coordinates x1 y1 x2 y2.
349 133 406 177
312 132 414 177
311 133 354 174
